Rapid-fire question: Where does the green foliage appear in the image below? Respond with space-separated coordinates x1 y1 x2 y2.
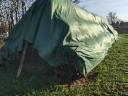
0 34 128 96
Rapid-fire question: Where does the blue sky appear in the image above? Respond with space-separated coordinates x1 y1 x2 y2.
79 0 128 21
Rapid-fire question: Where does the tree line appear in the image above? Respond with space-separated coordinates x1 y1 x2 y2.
0 0 35 34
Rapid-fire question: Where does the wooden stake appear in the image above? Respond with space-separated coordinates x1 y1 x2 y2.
16 42 28 78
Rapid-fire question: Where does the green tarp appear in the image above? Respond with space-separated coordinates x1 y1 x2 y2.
0 0 118 76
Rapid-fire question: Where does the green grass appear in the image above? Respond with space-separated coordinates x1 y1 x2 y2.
0 34 128 96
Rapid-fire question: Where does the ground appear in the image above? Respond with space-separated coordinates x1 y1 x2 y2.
0 34 128 96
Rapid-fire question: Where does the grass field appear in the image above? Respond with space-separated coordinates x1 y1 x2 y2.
0 34 128 96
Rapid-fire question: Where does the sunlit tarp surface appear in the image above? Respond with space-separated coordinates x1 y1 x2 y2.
0 0 118 76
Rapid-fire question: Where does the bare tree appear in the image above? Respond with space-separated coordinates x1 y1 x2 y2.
107 12 118 26
0 0 31 32
72 0 80 4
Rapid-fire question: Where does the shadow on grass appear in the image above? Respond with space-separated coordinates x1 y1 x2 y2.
0 61 71 96
0 47 96 96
